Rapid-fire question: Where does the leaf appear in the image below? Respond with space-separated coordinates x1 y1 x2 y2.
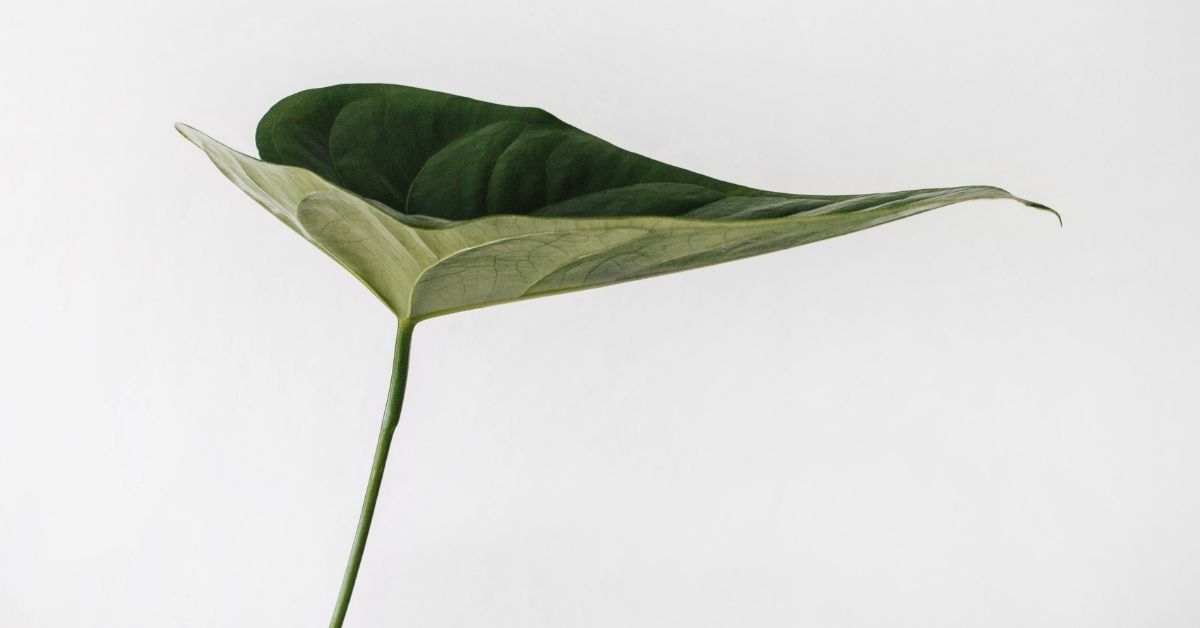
179 85 1061 628
178 83 1056 321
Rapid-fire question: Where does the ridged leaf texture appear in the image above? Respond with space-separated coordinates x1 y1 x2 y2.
179 83 1055 320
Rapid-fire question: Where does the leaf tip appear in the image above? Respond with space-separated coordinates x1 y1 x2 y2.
174 122 202 145
1018 198 1062 227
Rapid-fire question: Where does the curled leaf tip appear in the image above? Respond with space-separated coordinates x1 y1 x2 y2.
1020 198 1063 227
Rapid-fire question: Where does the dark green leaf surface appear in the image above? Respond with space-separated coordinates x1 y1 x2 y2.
180 83 1055 321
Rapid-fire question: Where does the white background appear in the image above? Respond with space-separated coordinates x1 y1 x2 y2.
2 1 1198 626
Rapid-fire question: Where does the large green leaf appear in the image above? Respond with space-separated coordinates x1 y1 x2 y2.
179 84 1059 628
178 83 1055 321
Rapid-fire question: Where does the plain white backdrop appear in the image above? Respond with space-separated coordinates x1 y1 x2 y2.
2 1 1198 626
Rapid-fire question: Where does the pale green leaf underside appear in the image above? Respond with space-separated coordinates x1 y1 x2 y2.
178 123 1053 321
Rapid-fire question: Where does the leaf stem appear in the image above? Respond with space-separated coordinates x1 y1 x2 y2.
328 319 416 628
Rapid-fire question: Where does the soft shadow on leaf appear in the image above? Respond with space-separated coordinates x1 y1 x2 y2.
178 83 1057 321
177 83 1059 628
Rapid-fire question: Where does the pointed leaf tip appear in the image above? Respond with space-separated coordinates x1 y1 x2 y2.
1020 198 1062 227
175 122 204 146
